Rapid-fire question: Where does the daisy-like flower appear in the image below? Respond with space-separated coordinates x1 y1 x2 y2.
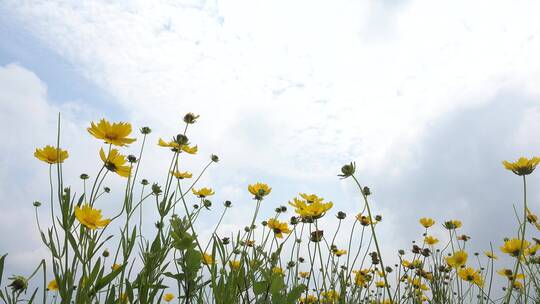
446 250 468 269
111 264 121 271
99 148 131 178
500 238 530 258
47 279 58 291
300 294 317 304
443 220 462 230
272 267 284 275
267 218 291 238
485 251 498 259
229 260 241 270
333 249 347 257
299 271 310 279
375 281 387 288
163 293 174 302
424 236 439 245
502 156 540 176
497 268 526 280
192 187 215 198
299 193 324 204
34 145 69 164
356 214 377 226
158 138 198 154
75 204 111 230
171 170 192 179
87 119 136 147
419 217 435 228
353 269 370 287
458 267 484 287
409 277 429 291
248 182 272 199
202 253 214 265
322 290 339 301
289 197 333 220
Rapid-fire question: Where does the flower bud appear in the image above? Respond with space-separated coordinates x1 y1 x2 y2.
183 113 200 124
175 134 189 145
211 154 219 162
127 155 137 163
337 211 346 220
80 173 89 180
221 237 230 245
152 183 162 195
103 249 110 257
224 200 232 207
33 201 41 207
8 276 28 293
104 187 110 193
310 230 324 242
338 162 356 178
141 179 149 186
140 127 152 134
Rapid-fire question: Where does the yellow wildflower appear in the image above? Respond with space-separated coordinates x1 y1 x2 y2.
300 294 317 304
334 249 347 257
419 218 435 228
158 138 198 154
299 193 324 203
99 148 131 178
163 293 174 302
111 263 121 271
409 277 429 291
375 281 387 288
322 290 339 301
34 145 69 164
202 253 214 265
500 238 530 258
229 260 241 270
47 279 58 291
458 267 484 287
248 183 272 199
484 251 498 259
87 119 136 147
502 156 540 176
171 171 192 179
272 267 284 275
289 197 333 220
192 187 215 198
446 250 468 269
267 218 291 238
75 204 111 230
299 271 310 279
424 236 439 245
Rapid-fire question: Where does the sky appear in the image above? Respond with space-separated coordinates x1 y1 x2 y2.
1 0 540 292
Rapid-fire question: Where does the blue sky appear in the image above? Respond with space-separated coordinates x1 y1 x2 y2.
1 0 540 292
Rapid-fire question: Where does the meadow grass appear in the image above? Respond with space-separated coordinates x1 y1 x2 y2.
1 113 539 304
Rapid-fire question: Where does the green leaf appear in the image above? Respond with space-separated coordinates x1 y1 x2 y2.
253 280 268 295
287 284 306 303
94 263 125 291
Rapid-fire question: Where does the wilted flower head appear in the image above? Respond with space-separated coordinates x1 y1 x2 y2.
8 276 28 293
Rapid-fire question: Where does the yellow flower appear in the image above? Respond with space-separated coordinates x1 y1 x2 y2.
47 279 58 291
353 270 371 287
300 294 317 304
267 218 291 238
299 271 310 279
229 260 241 270
99 148 131 177
356 214 377 226
419 218 435 228
444 220 462 229
424 236 439 245
111 264 121 271
375 281 387 288
34 145 69 164
289 197 333 220
248 183 272 199
484 251 498 260
119 292 128 303
458 267 484 287
446 250 468 269
333 249 347 257
500 238 530 258
409 277 429 291
322 290 339 301
192 187 215 198
88 119 136 147
497 268 525 280
502 156 540 176
299 193 324 203
158 138 198 154
526 208 538 224
171 171 192 179
163 293 174 302
202 253 214 265
75 204 111 230
272 267 284 275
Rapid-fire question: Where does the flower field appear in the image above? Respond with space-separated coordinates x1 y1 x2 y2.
1 113 539 304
